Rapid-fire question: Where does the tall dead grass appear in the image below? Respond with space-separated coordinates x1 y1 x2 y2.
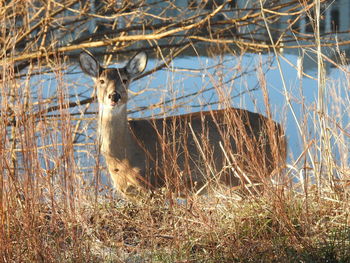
2 46 350 262
1 5 350 263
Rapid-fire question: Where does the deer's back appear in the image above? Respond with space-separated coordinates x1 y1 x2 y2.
127 108 286 194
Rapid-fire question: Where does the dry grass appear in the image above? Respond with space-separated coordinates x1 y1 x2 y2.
2 49 350 262
2 186 350 262
2 1 350 262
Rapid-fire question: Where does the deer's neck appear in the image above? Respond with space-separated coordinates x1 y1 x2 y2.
98 104 131 159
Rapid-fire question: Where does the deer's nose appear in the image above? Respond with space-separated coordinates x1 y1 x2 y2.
108 92 121 103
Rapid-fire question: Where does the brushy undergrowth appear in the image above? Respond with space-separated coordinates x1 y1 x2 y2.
2 185 350 262
2 53 350 262
2 55 350 262
2 1 350 262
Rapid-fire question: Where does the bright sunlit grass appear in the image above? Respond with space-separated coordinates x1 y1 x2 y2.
1 0 350 262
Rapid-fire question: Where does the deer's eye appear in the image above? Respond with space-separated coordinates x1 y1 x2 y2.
99 79 105 85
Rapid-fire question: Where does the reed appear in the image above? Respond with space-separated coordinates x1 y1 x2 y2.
1 1 350 262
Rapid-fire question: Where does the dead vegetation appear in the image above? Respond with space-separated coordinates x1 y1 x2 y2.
1 0 350 262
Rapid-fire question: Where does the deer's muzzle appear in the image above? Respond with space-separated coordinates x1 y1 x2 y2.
108 92 121 105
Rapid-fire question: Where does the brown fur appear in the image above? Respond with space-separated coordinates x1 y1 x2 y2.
79 51 287 198
104 108 286 197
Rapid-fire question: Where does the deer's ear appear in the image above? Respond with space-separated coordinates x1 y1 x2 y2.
79 52 101 78
125 52 148 78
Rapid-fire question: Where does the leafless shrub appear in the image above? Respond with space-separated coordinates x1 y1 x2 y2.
1 0 350 262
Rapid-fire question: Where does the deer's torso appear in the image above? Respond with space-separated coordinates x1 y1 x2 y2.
101 108 286 196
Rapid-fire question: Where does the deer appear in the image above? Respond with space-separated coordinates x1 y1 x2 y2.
79 51 287 199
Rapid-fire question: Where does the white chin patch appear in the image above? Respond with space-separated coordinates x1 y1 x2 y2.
99 103 126 117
